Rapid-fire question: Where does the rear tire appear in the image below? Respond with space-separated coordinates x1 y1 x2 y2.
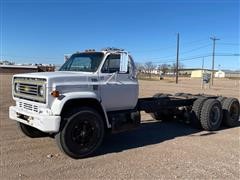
217 96 227 104
153 93 171 98
191 98 207 128
17 122 48 138
150 93 173 121
222 98 240 127
175 92 184 96
55 107 105 159
200 99 222 131
150 111 174 121
175 93 192 97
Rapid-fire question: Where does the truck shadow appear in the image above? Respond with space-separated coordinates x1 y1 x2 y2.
94 120 239 157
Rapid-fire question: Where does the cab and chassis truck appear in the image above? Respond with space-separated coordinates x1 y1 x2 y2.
9 48 240 159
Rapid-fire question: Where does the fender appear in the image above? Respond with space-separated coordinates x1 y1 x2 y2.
51 92 111 128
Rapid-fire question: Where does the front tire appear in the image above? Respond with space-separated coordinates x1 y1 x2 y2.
55 107 105 159
17 122 48 138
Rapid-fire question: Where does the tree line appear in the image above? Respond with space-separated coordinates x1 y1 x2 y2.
135 61 184 75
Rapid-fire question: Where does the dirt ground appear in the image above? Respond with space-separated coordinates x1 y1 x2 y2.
0 74 239 179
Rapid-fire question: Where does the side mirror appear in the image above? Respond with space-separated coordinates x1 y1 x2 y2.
64 54 70 62
119 52 128 73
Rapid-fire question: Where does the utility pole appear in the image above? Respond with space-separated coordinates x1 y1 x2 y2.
201 57 205 89
210 36 220 86
176 33 180 84
202 57 205 70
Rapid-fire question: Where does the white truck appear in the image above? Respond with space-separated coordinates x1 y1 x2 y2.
9 48 239 159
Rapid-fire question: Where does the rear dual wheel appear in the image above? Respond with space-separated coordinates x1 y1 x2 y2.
200 99 222 131
175 93 192 97
150 93 174 121
192 97 239 131
217 96 227 104
152 93 172 98
222 98 239 127
216 97 239 127
191 97 207 128
191 98 222 131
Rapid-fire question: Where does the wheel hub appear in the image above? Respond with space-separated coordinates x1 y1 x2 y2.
230 103 239 119
210 106 220 125
72 122 95 146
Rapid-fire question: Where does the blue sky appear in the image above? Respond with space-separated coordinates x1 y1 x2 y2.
1 0 239 70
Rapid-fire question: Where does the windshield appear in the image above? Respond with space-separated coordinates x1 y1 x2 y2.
59 52 104 72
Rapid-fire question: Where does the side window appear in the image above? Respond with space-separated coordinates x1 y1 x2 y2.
102 54 120 73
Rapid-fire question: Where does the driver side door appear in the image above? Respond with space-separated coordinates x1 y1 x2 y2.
100 54 138 111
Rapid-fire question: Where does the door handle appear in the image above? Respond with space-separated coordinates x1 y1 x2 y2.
106 81 122 85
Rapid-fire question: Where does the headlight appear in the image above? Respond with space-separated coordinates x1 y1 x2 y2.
38 86 44 96
15 83 20 93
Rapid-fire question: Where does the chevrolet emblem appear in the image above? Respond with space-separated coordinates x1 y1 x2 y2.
24 86 30 92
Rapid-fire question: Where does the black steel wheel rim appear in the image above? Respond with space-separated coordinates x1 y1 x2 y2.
230 103 239 120
70 118 100 153
210 106 220 125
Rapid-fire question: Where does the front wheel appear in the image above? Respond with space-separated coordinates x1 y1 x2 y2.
17 122 48 138
55 107 105 159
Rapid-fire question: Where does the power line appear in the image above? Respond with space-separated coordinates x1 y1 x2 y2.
180 44 211 55
144 44 212 60
130 38 209 54
148 53 239 64
0 54 61 60
176 38 209 47
129 45 176 53
218 43 239 46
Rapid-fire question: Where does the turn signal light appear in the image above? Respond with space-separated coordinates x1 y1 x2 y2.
51 90 60 97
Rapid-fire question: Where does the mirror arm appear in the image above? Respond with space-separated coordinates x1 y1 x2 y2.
105 72 117 84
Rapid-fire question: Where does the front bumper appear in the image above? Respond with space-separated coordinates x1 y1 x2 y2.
9 106 61 133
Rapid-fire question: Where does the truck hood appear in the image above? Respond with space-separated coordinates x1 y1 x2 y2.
14 71 94 79
13 71 98 88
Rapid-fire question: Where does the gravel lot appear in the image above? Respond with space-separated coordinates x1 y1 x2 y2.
0 74 239 179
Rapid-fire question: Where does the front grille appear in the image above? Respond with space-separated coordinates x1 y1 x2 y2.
14 77 46 103
19 102 39 113
19 83 38 96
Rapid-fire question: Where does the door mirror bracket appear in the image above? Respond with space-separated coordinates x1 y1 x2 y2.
119 52 128 73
